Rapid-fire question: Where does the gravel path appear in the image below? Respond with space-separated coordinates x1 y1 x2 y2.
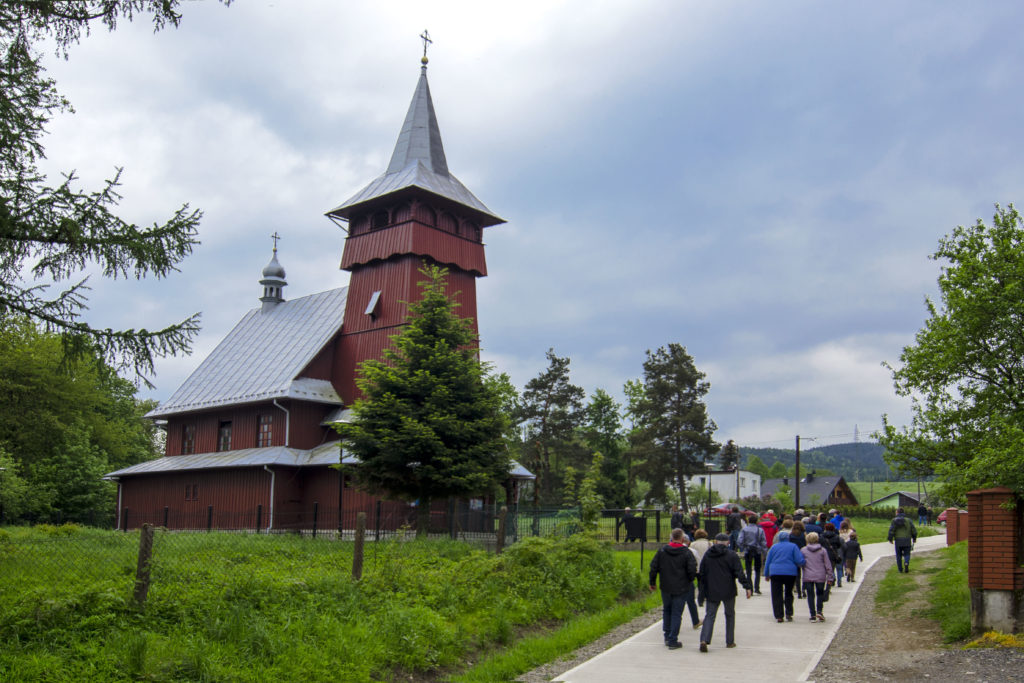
517 546 1024 682
810 550 1023 682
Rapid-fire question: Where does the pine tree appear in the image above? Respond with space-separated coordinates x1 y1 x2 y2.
516 349 585 506
719 439 740 470
632 344 719 508
1 2 204 386
336 265 509 536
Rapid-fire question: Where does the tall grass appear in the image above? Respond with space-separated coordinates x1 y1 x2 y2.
0 525 646 682
926 542 970 642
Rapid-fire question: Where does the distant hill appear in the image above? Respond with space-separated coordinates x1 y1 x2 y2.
741 442 897 481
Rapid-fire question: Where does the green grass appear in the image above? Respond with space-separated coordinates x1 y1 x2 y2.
874 565 918 609
451 592 661 682
0 525 648 682
926 542 970 642
873 540 970 643
841 517 939 545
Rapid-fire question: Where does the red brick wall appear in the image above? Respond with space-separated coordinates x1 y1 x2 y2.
966 487 1024 591
945 507 969 545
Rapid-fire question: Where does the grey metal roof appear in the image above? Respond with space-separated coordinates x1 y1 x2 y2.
509 460 535 480
106 441 354 479
867 491 922 507
761 475 855 505
327 67 504 227
106 442 535 482
146 287 347 418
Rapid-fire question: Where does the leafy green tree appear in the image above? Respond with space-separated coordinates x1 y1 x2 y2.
581 388 628 507
621 378 649 506
1 1 205 385
0 448 30 522
879 205 1024 498
719 439 740 470
336 265 509 536
767 461 788 479
632 344 719 509
688 484 721 510
486 371 522 460
577 453 605 528
744 454 768 479
516 349 585 506
0 317 159 522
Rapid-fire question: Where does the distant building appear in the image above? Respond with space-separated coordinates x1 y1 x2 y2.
687 469 761 502
867 491 924 508
761 471 858 508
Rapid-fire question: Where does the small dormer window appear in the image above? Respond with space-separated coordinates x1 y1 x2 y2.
365 290 382 319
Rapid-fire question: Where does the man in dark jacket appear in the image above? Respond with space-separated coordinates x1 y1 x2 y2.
888 507 918 572
698 533 753 652
650 528 699 649
726 507 743 550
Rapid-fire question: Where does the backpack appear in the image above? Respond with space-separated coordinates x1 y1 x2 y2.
739 524 761 554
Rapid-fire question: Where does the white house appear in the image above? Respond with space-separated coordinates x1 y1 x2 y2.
687 468 761 503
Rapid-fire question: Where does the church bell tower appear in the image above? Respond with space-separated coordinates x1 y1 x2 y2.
326 40 504 404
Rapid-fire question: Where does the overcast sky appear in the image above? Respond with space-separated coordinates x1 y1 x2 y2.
35 1 1024 448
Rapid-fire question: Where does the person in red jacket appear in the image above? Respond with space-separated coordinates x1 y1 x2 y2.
758 513 777 548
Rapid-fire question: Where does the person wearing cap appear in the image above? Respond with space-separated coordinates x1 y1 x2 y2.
649 528 699 649
697 532 752 652
829 508 845 529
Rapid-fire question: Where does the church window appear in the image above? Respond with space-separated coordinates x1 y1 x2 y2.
217 421 232 452
257 415 273 448
182 424 195 455
371 210 390 230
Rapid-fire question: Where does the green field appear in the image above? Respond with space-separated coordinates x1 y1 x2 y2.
0 525 647 682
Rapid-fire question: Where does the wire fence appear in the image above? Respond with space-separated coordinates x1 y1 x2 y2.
0 505 713 602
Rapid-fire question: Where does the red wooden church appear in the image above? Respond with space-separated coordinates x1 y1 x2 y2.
107 57 531 531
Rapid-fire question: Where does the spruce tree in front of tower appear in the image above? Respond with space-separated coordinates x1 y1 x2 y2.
336 264 510 537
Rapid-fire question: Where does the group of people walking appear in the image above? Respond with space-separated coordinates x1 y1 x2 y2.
648 505 917 651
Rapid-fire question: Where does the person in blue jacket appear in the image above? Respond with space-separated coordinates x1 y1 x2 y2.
763 533 806 622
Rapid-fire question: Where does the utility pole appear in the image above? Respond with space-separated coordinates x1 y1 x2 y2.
795 435 801 508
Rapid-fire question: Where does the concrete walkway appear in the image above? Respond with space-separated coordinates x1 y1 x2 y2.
555 533 947 683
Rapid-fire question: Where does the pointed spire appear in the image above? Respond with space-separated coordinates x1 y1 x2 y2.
326 43 504 228
385 66 449 177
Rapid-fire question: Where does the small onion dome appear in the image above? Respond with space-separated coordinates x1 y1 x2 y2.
262 252 286 279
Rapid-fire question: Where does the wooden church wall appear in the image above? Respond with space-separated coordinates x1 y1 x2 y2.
119 468 270 529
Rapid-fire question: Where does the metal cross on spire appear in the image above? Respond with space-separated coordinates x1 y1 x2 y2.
420 30 432 64
271 231 281 253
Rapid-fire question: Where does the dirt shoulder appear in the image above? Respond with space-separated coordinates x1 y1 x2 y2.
810 548 1022 683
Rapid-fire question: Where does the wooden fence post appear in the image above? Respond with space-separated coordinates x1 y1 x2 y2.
496 506 507 555
352 511 366 580
134 523 155 607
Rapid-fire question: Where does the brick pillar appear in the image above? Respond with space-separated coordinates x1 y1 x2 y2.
956 510 969 543
945 507 960 546
966 486 1024 634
